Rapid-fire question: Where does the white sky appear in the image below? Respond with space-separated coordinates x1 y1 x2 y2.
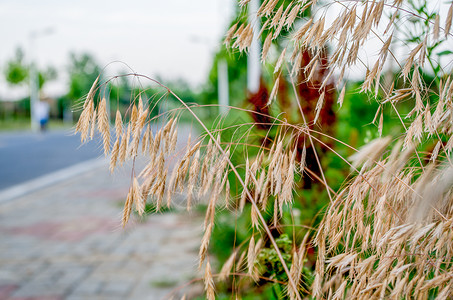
0 0 235 100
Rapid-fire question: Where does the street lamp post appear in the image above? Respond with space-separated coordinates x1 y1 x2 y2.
217 58 229 114
247 0 261 94
29 27 54 132
189 35 230 115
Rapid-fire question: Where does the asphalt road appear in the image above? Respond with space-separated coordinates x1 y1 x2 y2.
0 129 103 191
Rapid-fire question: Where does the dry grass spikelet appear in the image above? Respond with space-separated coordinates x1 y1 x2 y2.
436 283 453 299
372 0 385 26
299 141 306 174
251 203 260 229
410 114 424 143
118 133 128 166
402 42 424 79
267 75 280 106
186 149 200 210
239 158 251 212
232 23 245 43
152 128 162 154
199 222 213 269
224 22 238 45
241 24 254 51
147 126 155 156
137 108 148 130
304 17 324 49
130 105 138 133
76 99 94 143
224 179 231 207
346 41 360 66
270 4 284 28
169 126 178 153
330 280 347 300
262 34 272 62
446 135 453 154
306 59 319 82
337 85 346 108
141 124 149 153
361 60 380 93
141 175 156 200
84 75 99 109
274 6 290 39
154 170 167 211
165 164 179 207
258 19 270 39
232 23 253 52
313 91 325 124
235 250 247 274
133 177 145 216
174 157 189 195
130 109 148 158
259 173 271 209
163 118 174 153
293 18 313 41
285 4 300 29
97 98 110 155
204 171 221 227
262 0 279 17
430 141 442 162
125 123 131 158
199 139 213 192
247 236 259 281
379 33 393 63
89 108 97 140
349 136 391 171
109 137 120 173
281 148 296 204
219 250 237 281
137 95 144 115
410 165 453 223
434 14 440 41
254 167 265 197
256 0 268 15
239 0 250 7
446 3 453 38
274 48 286 74
114 110 123 138
122 186 134 227
204 260 215 300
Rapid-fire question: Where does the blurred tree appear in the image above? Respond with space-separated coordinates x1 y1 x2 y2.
38 66 57 89
67 53 101 101
4 47 58 89
4 48 28 86
56 53 101 121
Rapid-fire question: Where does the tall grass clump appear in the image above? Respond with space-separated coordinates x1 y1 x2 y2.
76 0 453 298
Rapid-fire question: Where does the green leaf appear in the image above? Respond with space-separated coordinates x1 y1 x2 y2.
437 50 453 57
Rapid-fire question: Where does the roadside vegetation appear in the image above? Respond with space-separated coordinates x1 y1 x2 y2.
76 0 453 298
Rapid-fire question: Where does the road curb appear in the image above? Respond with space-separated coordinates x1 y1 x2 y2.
0 157 108 204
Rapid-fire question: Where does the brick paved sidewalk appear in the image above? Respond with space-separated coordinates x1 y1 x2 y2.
0 162 203 300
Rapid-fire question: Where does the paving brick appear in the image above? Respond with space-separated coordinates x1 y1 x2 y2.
10 282 66 298
101 280 134 296
69 279 103 296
